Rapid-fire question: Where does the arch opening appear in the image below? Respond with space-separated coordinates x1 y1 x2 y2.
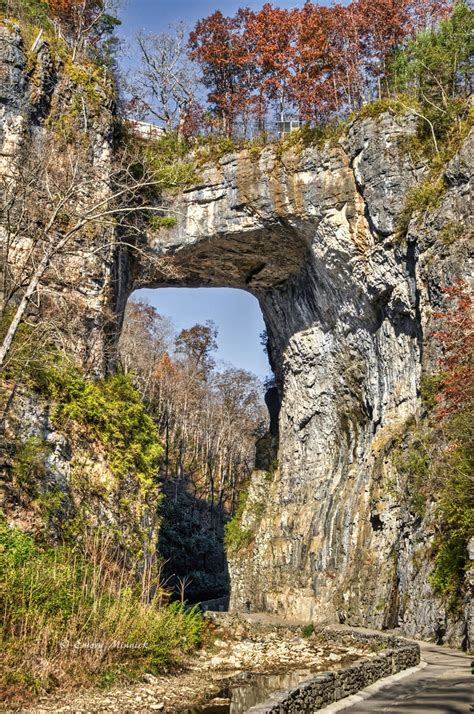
119 286 278 606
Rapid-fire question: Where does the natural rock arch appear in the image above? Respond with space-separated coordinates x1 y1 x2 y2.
124 118 419 381
2 25 472 642
116 119 472 642
111 117 424 626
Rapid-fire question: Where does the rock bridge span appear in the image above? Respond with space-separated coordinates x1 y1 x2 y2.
2 21 473 646
125 113 429 624
129 117 471 641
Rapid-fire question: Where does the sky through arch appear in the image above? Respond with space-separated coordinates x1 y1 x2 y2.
132 288 270 377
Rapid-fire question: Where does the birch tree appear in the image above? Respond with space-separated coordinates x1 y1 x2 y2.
0 136 185 369
132 24 197 135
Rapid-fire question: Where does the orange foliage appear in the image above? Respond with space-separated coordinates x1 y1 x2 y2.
188 0 453 134
432 279 474 419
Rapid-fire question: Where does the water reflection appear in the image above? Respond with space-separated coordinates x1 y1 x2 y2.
185 669 311 714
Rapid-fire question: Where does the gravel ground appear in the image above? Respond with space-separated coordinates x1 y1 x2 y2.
6 627 378 713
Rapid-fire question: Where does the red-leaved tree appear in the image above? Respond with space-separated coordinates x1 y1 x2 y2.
188 9 256 136
432 279 473 419
47 0 117 59
187 0 453 136
245 5 297 129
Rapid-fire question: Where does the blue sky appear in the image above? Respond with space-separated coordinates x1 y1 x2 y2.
132 288 270 378
118 0 305 40
118 1 304 378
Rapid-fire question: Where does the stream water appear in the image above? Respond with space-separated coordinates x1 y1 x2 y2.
184 669 312 713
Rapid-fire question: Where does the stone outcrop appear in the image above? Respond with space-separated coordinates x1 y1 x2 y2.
1 23 472 647
0 23 116 370
139 121 472 646
0 25 159 560
139 120 471 646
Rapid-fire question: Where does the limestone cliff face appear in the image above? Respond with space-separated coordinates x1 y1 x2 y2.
0 23 116 371
137 121 472 646
0 25 160 558
1 23 472 646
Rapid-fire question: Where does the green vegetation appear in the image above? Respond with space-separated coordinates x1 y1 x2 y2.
351 96 409 121
12 436 52 495
392 384 473 613
389 2 473 237
420 373 444 412
392 432 431 517
1 319 163 490
397 177 446 240
37 360 163 488
392 410 473 613
276 121 347 157
301 623 314 638
390 281 473 613
193 135 238 166
0 516 202 700
1 316 163 555
140 131 198 188
439 221 471 246
224 491 254 554
224 472 273 554
429 409 473 608
0 0 52 32
389 2 473 148
147 215 178 230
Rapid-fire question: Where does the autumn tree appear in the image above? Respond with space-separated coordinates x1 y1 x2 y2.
291 3 342 120
175 321 218 378
47 0 120 60
432 279 473 419
187 0 457 135
245 5 297 130
188 9 256 136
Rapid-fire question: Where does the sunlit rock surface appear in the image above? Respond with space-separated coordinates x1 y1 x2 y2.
1 24 472 647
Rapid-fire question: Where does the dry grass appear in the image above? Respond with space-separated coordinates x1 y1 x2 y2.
0 522 202 704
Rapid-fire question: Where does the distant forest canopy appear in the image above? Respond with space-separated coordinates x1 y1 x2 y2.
3 0 472 141
130 0 472 139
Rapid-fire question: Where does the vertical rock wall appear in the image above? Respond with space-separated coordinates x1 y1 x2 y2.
2 20 472 647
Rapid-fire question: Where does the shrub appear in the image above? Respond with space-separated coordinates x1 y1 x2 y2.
439 221 469 246
26 354 163 488
224 491 254 554
12 436 52 496
392 435 431 517
142 131 198 190
301 623 314 638
352 97 408 121
429 409 474 610
397 177 446 239
0 516 203 701
193 135 238 166
147 215 177 230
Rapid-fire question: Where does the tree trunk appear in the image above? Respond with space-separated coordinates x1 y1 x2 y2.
0 241 57 368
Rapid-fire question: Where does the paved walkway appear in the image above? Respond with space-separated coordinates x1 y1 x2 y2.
327 641 473 714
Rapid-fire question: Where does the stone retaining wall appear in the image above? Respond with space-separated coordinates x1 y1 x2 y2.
247 628 420 713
